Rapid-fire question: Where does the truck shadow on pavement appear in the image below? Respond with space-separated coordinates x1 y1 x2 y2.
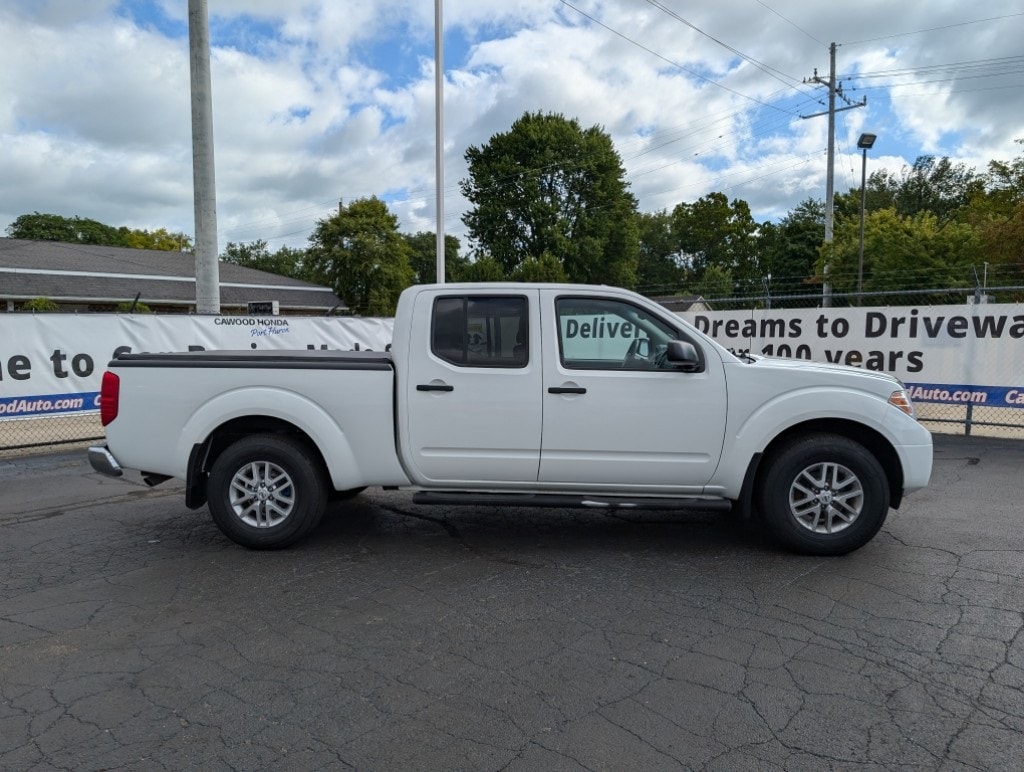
313 492 779 560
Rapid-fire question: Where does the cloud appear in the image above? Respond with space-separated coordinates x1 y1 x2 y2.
2 0 1022 253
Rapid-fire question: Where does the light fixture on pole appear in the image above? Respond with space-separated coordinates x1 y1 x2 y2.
856 132 876 304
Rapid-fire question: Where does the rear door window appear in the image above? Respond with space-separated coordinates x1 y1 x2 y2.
432 296 529 368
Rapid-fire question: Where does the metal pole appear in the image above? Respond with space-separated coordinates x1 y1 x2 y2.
857 146 868 304
434 0 445 283
188 0 220 314
822 42 837 308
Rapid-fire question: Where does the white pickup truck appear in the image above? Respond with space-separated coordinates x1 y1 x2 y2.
89 282 932 555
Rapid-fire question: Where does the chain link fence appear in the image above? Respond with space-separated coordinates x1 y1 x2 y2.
0 414 103 458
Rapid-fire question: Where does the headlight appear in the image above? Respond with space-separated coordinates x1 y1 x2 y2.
888 389 915 418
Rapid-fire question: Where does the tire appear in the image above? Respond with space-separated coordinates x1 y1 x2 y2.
207 435 328 550
758 434 890 556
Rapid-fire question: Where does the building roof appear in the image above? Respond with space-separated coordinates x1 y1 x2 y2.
0 238 344 312
650 294 711 312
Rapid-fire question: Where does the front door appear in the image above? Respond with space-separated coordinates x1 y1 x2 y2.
538 291 728 492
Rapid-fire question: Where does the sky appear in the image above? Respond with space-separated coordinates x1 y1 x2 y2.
1 0 1022 256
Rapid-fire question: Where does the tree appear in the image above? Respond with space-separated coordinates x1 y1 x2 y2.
458 255 508 282
6 212 191 251
862 156 983 222
971 139 1024 293
671 192 759 295
757 198 824 302
636 210 683 295
817 208 981 301
222 240 309 280
461 111 639 286
122 227 193 252
511 252 568 282
694 265 734 301
304 197 414 316
402 232 466 284
7 212 125 245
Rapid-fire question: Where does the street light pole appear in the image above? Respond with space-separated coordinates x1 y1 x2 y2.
856 132 877 304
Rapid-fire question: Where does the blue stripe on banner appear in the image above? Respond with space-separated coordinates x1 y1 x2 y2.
0 392 101 419
905 383 1024 409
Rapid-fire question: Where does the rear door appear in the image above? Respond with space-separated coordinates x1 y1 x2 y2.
403 289 543 484
538 290 728 491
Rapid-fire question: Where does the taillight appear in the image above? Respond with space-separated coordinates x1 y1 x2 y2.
100 371 120 426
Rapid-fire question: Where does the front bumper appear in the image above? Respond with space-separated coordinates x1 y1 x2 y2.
88 445 123 478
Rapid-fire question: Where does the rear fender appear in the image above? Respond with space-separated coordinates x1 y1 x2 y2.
176 387 362 492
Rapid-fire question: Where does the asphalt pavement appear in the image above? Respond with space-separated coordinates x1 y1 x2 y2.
1 435 1022 770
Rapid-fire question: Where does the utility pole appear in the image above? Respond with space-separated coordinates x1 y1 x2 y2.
188 0 220 314
802 42 865 307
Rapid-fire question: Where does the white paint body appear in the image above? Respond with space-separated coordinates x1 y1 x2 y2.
103 283 934 502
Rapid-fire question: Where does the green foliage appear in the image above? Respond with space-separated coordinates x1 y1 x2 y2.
8 212 125 245
818 209 982 300
511 252 568 283
6 212 191 251
856 156 983 223
636 210 682 294
672 193 758 294
694 265 734 300
22 297 60 312
757 199 824 301
122 227 193 252
304 197 415 316
115 300 153 314
458 256 508 282
461 111 639 286
221 240 309 280
402 232 466 284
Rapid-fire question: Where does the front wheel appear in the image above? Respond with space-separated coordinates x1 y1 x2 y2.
758 434 890 556
207 435 328 549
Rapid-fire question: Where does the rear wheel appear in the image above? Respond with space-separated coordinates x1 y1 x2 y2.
207 435 327 549
759 434 889 556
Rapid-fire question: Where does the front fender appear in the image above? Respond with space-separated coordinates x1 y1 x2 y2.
709 386 899 495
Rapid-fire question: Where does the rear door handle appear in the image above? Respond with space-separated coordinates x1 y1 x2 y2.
417 384 454 392
548 386 587 395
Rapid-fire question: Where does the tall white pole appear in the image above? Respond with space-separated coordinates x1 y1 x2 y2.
434 0 445 283
188 0 220 313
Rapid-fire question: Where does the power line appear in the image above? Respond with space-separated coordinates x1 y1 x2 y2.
754 0 825 47
642 0 802 87
843 11 1024 46
558 0 798 116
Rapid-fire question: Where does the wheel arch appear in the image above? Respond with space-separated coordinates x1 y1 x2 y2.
186 416 329 510
751 418 904 513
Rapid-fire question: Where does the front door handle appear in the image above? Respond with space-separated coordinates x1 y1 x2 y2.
548 386 587 395
417 383 454 392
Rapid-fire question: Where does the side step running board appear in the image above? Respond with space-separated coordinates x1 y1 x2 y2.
412 491 732 512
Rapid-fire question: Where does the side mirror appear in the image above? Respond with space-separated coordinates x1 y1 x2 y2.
666 340 700 371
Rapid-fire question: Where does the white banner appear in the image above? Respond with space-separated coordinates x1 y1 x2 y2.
5 302 1023 421
0 314 395 420
678 303 1024 410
